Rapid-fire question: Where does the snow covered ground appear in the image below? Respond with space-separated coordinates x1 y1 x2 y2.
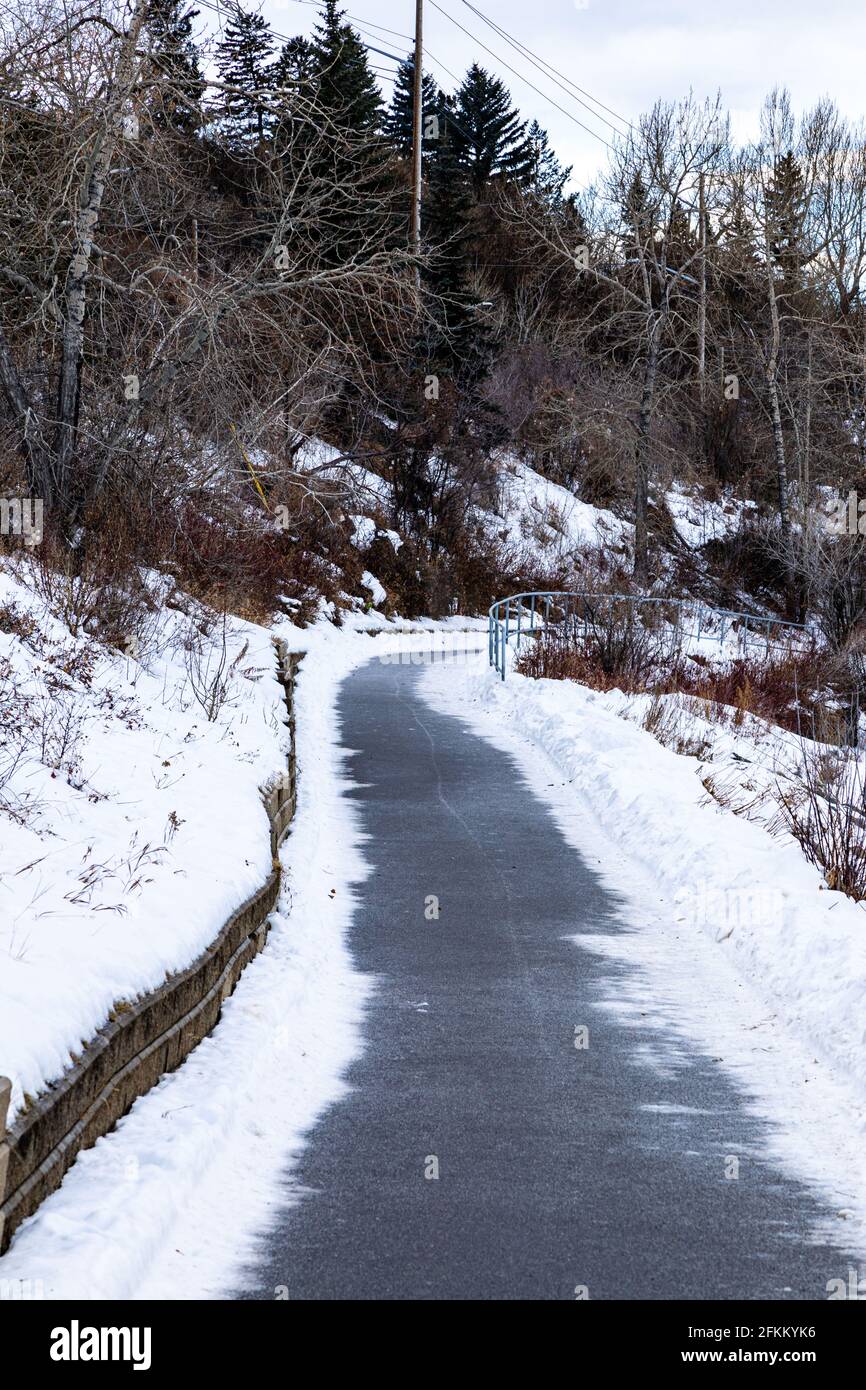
0 566 288 1124
1 445 857 1296
480 454 631 564
665 482 757 549
420 658 866 1264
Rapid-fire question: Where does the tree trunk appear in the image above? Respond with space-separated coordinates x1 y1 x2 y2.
633 314 662 587
53 0 147 522
0 321 49 500
764 245 789 534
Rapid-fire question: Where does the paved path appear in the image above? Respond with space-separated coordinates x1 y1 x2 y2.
241 657 850 1300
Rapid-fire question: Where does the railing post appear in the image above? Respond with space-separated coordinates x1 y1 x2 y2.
488 610 494 668
503 602 510 680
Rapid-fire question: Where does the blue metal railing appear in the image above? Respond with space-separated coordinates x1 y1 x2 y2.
488 591 809 680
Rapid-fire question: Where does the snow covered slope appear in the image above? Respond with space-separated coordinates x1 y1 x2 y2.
0 566 287 1122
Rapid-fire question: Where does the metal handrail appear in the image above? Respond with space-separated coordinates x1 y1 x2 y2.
487 590 809 680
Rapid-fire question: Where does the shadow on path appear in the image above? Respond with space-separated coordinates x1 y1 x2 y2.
238 657 851 1300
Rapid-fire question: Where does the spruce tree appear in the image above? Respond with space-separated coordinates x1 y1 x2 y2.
214 3 277 149
268 35 316 151
525 120 571 203
451 64 534 193
766 150 806 288
145 0 204 132
302 2 393 269
622 172 653 253
383 55 442 164
269 36 317 92
311 0 382 134
424 111 491 384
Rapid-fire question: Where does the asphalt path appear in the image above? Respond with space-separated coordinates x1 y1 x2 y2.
241 655 851 1300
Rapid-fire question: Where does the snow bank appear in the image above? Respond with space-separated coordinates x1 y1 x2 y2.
481 455 630 563
0 567 287 1122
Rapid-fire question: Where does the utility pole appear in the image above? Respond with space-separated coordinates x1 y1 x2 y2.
409 0 424 288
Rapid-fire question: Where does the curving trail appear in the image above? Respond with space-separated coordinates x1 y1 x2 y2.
240 656 851 1301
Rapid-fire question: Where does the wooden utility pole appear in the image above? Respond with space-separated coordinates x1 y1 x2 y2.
409 0 424 287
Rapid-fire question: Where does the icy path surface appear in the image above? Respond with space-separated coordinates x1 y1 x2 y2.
236 656 858 1301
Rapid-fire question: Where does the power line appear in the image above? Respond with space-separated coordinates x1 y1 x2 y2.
196 0 404 64
194 0 604 196
461 0 633 136
427 0 614 150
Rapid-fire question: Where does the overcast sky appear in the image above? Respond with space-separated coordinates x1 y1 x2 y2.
249 0 866 189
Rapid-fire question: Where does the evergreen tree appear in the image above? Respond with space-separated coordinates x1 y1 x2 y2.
299 4 393 269
214 3 277 149
525 120 571 203
451 65 534 193
622 172 653 253
268 35 316 150
311 0 382 134
424 112 491 384
383 55 442 164
269 35 317 92
766 150 807 287
665 199 697 270
145 0 204 132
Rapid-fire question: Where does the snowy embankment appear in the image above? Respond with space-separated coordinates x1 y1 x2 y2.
0 621 485 1299
0 567 287 1124
478 454 631 565
421 659 866 1256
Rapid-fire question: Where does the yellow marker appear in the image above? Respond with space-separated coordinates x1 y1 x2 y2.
230 423 270 511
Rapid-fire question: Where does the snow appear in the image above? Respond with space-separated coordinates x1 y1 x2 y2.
481 455 631 562
360 571 387 608
665 483 757 549
0 566 287 1123
419 658 866 1258
4 625 866 1294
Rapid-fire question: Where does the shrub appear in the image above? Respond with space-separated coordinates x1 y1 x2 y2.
775 744 866 900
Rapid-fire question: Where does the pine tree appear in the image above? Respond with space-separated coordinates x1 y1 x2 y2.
525 120 571 203
311 0 382 134
268 35 316 150
451 65 534 193
145 0 204 132
622 172 653 253
214 3 277 149
383 55 441 164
